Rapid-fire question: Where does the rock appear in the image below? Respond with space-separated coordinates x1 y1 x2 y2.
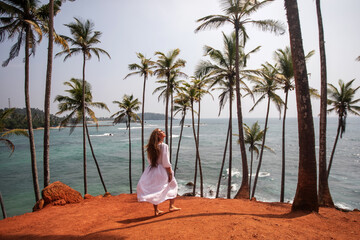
53 199 66 206
251 197 257 201
103 192 111 197
42 181 83 205
353 209 359 212
33 199 45 212
84 194 93 199
182 192 194 197
185 182 194 187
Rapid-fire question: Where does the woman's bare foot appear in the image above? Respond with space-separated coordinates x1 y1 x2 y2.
155 210 164 216
169 206 181 212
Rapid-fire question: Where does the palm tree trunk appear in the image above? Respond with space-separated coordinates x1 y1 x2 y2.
1 192 7 219
128 118 133 194
249 149 254 199
82 52 87 195
141 75 147 172
251 97 270 199
43 0 54 188
216 118 231 198
197 100 204 197
234 25 249 199
85 123 108 193
25 26 40 202
327 119 341 179
280 90 289 202
170 92 174 163
191 101 201 196
165 75 170 144
285 0 318 212
227 91 233 199
316 0 334 207
174 113 185 176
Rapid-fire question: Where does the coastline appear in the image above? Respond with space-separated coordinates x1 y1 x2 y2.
0 194 359 239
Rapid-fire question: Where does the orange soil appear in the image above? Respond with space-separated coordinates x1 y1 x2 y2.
0 194 359 239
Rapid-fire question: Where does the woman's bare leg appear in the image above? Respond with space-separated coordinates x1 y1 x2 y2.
153 204 163 216
169 199 181 212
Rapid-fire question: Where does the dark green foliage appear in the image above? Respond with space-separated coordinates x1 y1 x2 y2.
0 108 64 129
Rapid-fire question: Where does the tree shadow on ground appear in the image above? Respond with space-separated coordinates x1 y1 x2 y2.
86 210 312 237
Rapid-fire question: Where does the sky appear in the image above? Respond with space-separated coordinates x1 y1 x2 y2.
0 0 359 119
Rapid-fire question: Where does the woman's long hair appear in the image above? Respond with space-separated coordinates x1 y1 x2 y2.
145 128 162 167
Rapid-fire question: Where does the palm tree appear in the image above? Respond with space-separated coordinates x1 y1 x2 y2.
42 0 73 188
248 62 283 199
181 82 203 197
154 49 186 155
242 122 273 198
327 79 360 179
54 78 110 193
111 94 141 194
274 46 315 203
315 0 334 207
0 0 47 202
124 53 155 172
56 17 110 195
195 0 285 198
0 108 29 155
285 0 318 212
173 93 191 176
196 32 257 198
190 73 213 198
153 69 187 163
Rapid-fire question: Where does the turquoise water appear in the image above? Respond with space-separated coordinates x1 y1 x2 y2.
0 117 359 217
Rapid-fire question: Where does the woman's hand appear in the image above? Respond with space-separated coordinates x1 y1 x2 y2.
168 172 172 182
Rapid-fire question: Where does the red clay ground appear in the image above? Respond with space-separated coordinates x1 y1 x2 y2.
0 194 359 239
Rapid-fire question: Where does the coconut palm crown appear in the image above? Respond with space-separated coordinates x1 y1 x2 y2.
54 78 110 132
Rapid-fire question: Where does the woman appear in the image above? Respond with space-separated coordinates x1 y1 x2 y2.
137 128 181 216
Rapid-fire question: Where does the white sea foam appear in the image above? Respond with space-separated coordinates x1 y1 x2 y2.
335 202 352 210
90 133 114 137
259 172 271 178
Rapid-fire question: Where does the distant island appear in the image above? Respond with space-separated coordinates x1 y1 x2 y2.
0 108 169 129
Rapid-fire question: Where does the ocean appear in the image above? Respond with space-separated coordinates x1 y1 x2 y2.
0 117 359 217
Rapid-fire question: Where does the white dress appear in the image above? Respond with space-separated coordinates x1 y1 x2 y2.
137 143 178 205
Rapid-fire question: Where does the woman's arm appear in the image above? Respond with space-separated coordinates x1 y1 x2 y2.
165 167 172 182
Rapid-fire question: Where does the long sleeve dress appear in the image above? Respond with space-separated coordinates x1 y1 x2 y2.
136 143 178 205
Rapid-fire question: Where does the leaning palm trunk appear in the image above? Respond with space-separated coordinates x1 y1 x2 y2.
174 113 186 176
227 92 233 199
0 192 6 219
280 90 289 202
170 92 174 163
249 148 254 199
191 102 203 197
128 117 133 194
165 77 170 145
196 101 204 197
316 0 334 207
141 75 147 172
216 118 231 198
234 27 249 199
43 0 54 188
85 123 108 193
327 119 342 179
82 52 88 195
25 26 40 202
251 97 271 199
